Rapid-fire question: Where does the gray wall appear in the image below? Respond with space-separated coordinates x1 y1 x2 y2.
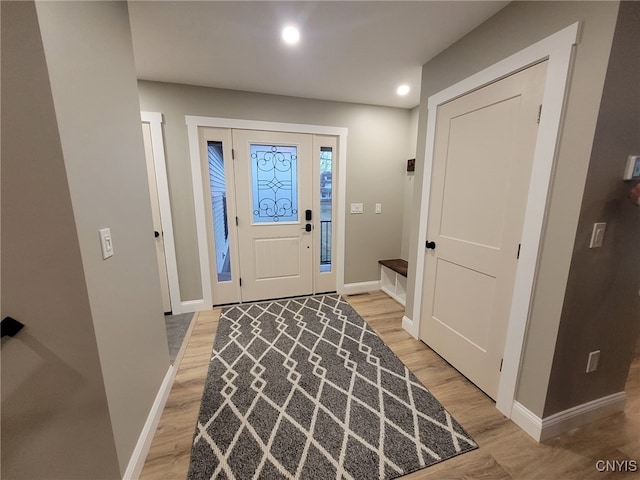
137 82 413 300
2 1 170 477
544 1 640 416
1 2 120 478
406 1 621 417
401 106 419 260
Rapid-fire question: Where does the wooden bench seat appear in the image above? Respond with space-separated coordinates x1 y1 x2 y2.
378 259 408 305
378 259 408 277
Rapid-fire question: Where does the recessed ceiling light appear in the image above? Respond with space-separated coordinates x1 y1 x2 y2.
282 26 300 45
397 85 410 96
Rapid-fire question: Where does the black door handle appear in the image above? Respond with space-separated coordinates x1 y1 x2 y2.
1 317 24 338
154 231 160 238
425 241 436 250
305 224 312 232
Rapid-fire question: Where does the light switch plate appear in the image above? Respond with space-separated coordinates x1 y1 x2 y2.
589 223 606 248
375 203 382 214
350 203 363 214
586 350 600 373
99 228 114 259
623 155 640 180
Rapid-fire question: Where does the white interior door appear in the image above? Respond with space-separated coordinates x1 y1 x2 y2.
420 61 547 400
232 130 314 302
142 122 171 313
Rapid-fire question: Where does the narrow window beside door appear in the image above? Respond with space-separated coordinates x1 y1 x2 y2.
208 141 232 282
320 146 332 272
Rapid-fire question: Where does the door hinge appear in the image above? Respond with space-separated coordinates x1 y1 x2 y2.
235 216 239 226
239 277 242 287
517 243 521 259
232 148 235 160
500 358 503 372
537 104 542 124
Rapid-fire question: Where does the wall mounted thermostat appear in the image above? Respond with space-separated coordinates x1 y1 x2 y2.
623 155 640 180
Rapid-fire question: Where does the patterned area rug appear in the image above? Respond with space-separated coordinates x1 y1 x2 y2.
188 295 476 480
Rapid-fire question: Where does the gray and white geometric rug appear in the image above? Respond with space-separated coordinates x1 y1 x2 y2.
188 295 477 480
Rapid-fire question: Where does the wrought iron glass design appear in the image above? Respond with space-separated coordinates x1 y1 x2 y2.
251 144 298 223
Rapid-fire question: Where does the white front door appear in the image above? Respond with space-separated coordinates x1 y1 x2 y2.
420 61 547 400
200 128 337 304
232 130 314 302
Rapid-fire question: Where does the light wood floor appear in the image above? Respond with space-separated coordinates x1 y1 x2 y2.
140 291 639 479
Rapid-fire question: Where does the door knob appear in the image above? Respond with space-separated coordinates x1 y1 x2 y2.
154 231 160 238
1 317 24 338
425 241 436 249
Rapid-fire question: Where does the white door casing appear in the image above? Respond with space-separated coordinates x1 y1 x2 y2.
420 62 547 400
406 23 579 416
187 117 348 311
193 123 343 305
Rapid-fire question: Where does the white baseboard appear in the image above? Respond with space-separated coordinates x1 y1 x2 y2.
511 391 626 442
401 315 418 339
342 280 381 295
123 365 175 480
181 299 207 313
539 392 626 441
511 401 544 441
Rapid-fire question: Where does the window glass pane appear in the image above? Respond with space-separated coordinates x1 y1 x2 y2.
320 147 332 272
208 141 232 282
251 144 298 223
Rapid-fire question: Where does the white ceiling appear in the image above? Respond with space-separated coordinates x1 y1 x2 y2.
128 1 508 109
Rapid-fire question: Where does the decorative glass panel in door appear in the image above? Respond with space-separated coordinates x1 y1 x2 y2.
251 144 298 223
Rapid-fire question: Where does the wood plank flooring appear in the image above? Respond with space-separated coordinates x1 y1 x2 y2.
140 309 221 480
140 292 639 479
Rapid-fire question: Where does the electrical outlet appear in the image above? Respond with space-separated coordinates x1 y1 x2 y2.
350 203 363 214
589 223 606 248
586 350 600 373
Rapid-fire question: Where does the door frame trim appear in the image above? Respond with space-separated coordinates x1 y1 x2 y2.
406 23 579 417
141 111 182 314
186 116 348 311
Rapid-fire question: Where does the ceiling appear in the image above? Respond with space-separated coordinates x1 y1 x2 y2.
128 1 508 109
